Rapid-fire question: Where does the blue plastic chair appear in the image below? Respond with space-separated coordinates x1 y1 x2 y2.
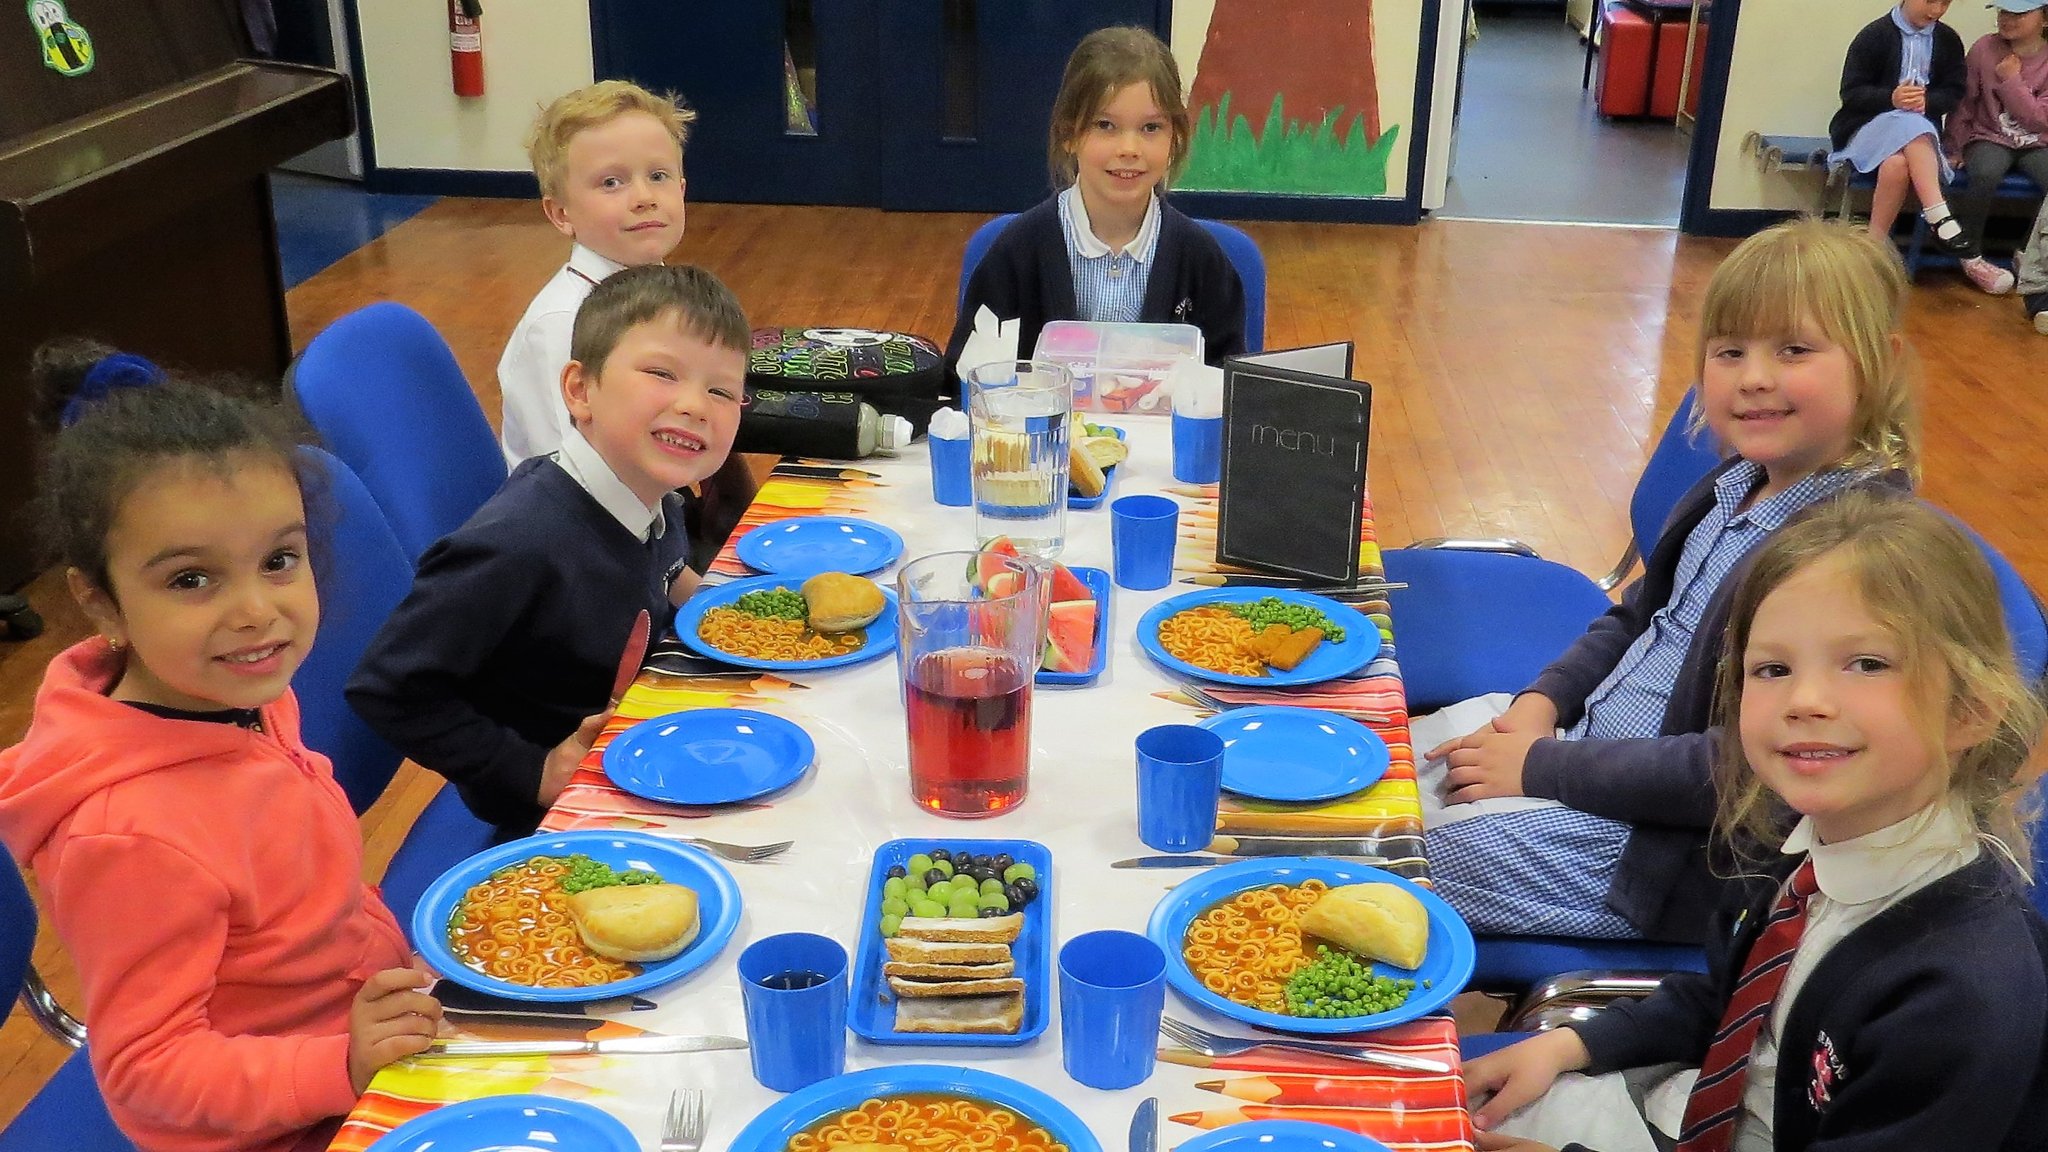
294 447 414 814
283 449 496 932
1387 390 1723 713
0 858 132 1151
287 302 507 562
958 212 1267 353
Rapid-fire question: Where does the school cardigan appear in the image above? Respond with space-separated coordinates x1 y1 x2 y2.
1517 462 1912 943
0 642 411 1152
346 457 690 837
943 194 1247 380
1830 13 1968 149
1943 34 2048 154
1563 852 2048 1152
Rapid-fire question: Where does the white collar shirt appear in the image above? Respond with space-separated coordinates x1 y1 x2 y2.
496 244 626 468
552 426 666 543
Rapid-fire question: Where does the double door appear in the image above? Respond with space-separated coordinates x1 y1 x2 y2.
593 1 1167 212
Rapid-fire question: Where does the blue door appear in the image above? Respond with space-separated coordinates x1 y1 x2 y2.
593 1 1168 212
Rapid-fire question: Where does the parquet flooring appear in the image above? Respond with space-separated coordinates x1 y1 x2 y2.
0 199 2040 1126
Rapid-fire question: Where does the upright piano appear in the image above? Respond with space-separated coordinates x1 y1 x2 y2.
0 0 352 590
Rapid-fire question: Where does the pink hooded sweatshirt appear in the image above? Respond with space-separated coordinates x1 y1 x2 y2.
0 641 410 1152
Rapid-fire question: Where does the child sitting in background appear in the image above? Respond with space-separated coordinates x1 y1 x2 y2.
0 341 438 1152
1462 493 2047 1152
1828 1 2014 293
1416 220 1917 946
499 80 694 467
1944 0 2048 285
944 26 1245 378
350 265 748 840
2019 192 2048 330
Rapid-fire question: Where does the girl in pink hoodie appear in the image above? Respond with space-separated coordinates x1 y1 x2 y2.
0 341 440 1152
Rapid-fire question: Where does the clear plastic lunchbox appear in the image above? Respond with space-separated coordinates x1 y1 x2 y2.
1032 321 1203 415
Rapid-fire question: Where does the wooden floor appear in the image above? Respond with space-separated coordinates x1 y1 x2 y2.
2 200 2042 1125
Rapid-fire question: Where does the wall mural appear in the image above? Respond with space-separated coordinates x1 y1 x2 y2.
1175 0 1421 198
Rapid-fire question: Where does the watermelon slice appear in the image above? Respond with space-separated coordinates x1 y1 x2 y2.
1047 561 1092 604
973 537 1022 591
1042 598 1097 672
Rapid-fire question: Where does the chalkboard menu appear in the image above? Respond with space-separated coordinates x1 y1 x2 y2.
1214 344 1370 584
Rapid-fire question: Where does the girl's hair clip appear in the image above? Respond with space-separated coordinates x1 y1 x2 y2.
61 352 166 428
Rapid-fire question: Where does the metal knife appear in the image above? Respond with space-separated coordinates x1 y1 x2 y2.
1128 1097 1158 1152
418 1034 748 1059
1112 854 1392 869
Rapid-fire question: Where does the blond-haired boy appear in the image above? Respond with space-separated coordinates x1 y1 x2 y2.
497 80 697 467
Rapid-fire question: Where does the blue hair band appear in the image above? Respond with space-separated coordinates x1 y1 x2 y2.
60 353 166 428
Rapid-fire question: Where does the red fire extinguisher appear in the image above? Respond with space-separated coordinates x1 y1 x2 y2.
449 0 484 98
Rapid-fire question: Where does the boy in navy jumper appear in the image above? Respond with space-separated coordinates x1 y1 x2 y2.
348 265 747 838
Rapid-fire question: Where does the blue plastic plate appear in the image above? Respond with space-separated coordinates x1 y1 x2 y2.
1146 857 1474 1035
602 707 815 806
413 831 743 1003
1037 565 1111 687
676 573 898 671
734 515 904 577
848 837 1052 1047
726 1065 1102 1152
1198 706 1390 802
1069 424 1127 510
1176 1121 1394 1152
1137 588 1381 687
369 1094 636 1152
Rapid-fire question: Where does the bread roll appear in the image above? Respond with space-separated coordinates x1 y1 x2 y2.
564 883 700 962
801 571 886 633
1298 883 1429 970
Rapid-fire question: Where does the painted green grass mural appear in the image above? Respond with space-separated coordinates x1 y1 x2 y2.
1180 93 1402 197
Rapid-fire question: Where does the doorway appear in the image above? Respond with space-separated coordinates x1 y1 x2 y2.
1430 0 1708 225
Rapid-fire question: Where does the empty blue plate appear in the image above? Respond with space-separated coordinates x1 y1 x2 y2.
735 515 904 577
603 708 816 806
1176 1120 1392 1152
369 1094 635 1151
1198 706 1390 802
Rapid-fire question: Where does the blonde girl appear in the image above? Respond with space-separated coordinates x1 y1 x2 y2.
1462 492 2046 1152
1419 220 1920 948
944 26 1245 378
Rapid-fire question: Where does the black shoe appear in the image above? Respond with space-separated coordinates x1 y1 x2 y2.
0 594 43 641
1932 224 1980 261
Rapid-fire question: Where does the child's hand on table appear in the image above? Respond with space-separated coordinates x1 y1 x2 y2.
1425 693 1556 762
539 712 609 807
348 965 442 1094
1463 1027 1590 1134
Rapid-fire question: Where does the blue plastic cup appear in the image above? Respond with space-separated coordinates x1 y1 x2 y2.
1171 412 1223 484
738 932 848 1092
1135 724 1225 852
1110 494 1179 591
929 434 971 506
1058 930 1168 1089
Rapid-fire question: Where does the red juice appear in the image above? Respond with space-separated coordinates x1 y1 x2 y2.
904 647 1032 816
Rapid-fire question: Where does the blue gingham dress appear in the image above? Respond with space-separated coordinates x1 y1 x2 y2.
1830 6 1954 180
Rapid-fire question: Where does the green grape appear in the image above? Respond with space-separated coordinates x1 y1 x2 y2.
978 892 1011 912
882 877 908 900
980 878 1005 896
881 896 909 917
880 913 903 938
906 854 934 876
1003 862 1036 883
911 899 947 919
932 858 955 879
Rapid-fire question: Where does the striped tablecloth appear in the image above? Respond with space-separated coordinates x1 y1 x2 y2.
331 424 1470 1152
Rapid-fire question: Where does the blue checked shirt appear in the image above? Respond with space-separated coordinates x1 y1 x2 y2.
1568 461 1869 741
1059 186 1159 325
1891 4 1932 85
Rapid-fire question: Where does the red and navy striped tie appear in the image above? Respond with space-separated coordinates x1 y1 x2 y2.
1675 858 1820 1152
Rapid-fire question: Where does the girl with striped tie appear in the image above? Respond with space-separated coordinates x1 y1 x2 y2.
1460 492 2047 1152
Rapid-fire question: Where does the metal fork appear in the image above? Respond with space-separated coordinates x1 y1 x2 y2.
661 1087 707 1152
1158 1015 1451 1074
672 836 793 863
1177 682 1239 712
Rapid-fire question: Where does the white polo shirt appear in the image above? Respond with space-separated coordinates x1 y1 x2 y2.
497 244 625 468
